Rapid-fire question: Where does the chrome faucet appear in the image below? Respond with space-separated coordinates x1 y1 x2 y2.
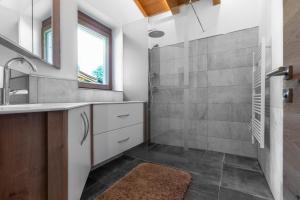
1 57 37 105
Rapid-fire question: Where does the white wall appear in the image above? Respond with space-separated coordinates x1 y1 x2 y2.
123 19 149 101
112 27 123 91
258 0 283 200
149 0 260 47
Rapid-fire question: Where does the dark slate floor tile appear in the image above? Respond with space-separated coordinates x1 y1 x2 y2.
90 155 135 180
184 148 206 163
201 150 225 167
119 158 144 173
125 144 155 159
94 169 127 186
221 165 273 200
224 154 261 172
81 182 108 200
126 146 189 169
85 143 273 200
219 187 269 200
185 184 219 200
190 170 221 187
83 177 98 190
151 144 186 156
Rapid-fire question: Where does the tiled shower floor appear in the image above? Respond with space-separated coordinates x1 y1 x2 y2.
81 144 274 200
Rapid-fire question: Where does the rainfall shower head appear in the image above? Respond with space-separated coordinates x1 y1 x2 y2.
148 30 165 38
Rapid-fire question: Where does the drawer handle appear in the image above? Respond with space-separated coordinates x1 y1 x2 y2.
117 114 130 118
80 113 87 146
80 112 89 146
118 137 130 143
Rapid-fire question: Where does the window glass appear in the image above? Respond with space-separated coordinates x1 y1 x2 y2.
77 24 109 85
43 28 53 64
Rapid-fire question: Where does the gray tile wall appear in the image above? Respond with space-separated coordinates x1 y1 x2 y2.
150 27 259 158
28 76 123 103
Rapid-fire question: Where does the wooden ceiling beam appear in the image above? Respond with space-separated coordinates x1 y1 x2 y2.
134 0 149 16
212 0 221 5
165 0 180 15
134 0 216 17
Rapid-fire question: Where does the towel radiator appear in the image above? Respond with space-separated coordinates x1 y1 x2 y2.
251 39 266 148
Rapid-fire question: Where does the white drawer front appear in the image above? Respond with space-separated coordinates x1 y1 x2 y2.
93 124 143 166
93 103 143 134
93 131 111 165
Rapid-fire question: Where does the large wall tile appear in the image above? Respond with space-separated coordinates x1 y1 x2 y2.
207 33 238 53
151 103 169 118
153 88 184 103
29 76 38 103
150 48 160 63
169 118 184 131
208 137 257 158
34 76 123 103
150 61 160 74
168 103 184 118
152 130 184 147
189 55 207 72
235 27 259 50
208 69 233 87
208 67 252 87
208 121 232 139
189 103 208 120
207 47 257 70
189 71 208 88
160 58 185 75
231 104 252 122
189 39 208 56
189 88 208 104
188 119 208 137
208 103 232 121
230 122 251 141
37 77 78 103
150 117 169 133
159 73 184 87
207 28 258 53
160 46 176 61
186 136 208 150
231 67 253 85
208 121 251 141
208 86 252 104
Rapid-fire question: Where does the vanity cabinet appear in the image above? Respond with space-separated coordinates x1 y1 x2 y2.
0 102 144 200
68 106 91 200
93 103 144 166
0 105 92 200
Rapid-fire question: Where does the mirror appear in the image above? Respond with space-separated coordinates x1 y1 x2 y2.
0 0 33 49
0 0 60 68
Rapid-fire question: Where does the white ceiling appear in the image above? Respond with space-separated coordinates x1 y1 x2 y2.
78 0 144 29
33 0 52 21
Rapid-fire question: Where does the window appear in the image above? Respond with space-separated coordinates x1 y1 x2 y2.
41 12 112 90
42 18 53 64
78 12 112 90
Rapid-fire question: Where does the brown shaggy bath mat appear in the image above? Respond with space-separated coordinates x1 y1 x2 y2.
96 163 192 200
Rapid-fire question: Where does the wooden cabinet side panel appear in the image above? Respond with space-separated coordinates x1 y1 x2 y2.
0 113 47 200
47 111 68 200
